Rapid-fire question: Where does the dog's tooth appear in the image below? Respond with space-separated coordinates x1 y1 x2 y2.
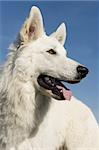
52 83 55 86
48 80 52 84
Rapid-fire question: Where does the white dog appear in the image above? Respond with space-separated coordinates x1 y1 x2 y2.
0 6 99 150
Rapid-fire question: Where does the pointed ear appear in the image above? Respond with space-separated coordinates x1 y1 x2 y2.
51 23 67 45
19 6 44 44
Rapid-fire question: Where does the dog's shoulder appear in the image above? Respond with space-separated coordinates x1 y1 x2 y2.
51 96 98 127
69 97 97 122
50 97 99 148
71 97 97 123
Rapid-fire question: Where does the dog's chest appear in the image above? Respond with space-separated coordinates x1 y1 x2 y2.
30 101 70 149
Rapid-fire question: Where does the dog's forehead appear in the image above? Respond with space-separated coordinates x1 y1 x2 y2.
25 35 67 56
38 36 59 46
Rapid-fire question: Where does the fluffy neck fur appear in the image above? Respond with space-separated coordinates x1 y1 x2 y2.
0 47 51 148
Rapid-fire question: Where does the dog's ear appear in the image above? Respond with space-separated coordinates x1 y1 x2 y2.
51 23 66 45
19 6 44 44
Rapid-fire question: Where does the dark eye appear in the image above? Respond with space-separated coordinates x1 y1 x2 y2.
47 49 56 55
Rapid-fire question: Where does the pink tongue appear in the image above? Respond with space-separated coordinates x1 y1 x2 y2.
62 87 72 101
57 86 72 101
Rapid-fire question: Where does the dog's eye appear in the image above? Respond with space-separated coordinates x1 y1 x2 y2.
47 49 56 55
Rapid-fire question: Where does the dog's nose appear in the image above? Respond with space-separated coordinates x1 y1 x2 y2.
77 65 89 78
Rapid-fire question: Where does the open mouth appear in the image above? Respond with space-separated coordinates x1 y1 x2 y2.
37 75 80 101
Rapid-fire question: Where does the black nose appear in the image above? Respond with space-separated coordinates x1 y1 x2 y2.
77 65 89 78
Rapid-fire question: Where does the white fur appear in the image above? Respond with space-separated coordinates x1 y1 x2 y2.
0 6 99 150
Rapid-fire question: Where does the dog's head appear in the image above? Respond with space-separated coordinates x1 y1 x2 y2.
11 6 89 101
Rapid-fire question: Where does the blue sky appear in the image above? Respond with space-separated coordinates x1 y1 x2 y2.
0 1 99 121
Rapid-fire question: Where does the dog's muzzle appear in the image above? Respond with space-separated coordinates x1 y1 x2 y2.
37 66 89 101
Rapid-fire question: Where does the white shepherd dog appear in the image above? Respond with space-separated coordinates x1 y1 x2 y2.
0 6 99 150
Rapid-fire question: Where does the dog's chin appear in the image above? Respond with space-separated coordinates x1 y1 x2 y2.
39 89 63 100
51 93 64 100
37 74 81 101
